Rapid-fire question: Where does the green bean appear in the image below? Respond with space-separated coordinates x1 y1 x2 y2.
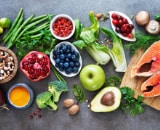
15 16 49 41
30 14 51 22
4 13 24 45
11 14 34 41
23 22 49 35
3 8 23 43
7 14 34 48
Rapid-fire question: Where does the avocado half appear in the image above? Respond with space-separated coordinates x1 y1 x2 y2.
90 87 122 112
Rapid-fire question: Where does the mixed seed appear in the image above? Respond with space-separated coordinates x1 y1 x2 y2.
0 50 15 80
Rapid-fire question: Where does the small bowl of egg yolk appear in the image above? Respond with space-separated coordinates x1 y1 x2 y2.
7 83 34 109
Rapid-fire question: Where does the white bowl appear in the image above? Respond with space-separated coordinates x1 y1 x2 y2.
50 14 75 40
50 41 82 77
109 11 136 42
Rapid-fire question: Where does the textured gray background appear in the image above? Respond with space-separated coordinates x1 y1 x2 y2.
0 0 160 130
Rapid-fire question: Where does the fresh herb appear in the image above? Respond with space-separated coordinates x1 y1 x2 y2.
120 87 145 117
72 84 86 103
155 13 160 21
15 28 56 58
125 31 160 55
104 75 121 87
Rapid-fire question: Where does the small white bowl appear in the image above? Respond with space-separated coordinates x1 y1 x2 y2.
109 11 136 42
50 14 75 40
50 41 82 77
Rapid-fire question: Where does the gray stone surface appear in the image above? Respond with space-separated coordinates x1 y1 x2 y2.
0 0 160 130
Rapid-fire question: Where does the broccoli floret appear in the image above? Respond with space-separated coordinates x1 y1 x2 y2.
36 91 58 110
48 80 68 102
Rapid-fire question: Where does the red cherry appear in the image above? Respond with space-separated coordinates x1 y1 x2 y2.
122 18 128 24
118 19 123 27
127 33 134 39
112 19 119 26
111 13 118 19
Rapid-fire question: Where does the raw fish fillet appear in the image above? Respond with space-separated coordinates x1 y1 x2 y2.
131 41 160 78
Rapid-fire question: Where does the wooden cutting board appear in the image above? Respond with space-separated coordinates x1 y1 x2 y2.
120 49 160 110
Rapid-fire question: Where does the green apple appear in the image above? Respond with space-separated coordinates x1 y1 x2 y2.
79 64 106 91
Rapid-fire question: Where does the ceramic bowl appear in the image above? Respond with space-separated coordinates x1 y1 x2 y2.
50 14 75 40
50 41 82 77
109 11 136 42
0 46 18 84
7 83 34 109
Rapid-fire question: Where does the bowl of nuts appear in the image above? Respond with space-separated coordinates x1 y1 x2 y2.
0 46 18 84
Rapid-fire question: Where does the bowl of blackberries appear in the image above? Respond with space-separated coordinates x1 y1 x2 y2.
50 41 82 77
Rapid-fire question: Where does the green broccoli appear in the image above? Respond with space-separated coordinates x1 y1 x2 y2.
36 91 58 110
48 80 68 102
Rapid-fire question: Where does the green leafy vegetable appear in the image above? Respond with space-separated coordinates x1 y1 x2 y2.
104 75 121 87
101 27 127 72
72 84 86 103
120 87 145 117
73 11 111 65
155 13 160 21
15 28 56 58
73 11 127 72
125 31 160 55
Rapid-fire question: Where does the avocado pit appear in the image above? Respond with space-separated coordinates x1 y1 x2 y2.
101 91 115 106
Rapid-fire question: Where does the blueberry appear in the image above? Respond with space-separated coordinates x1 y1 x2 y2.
59 67 64 71
71 55 78 61
52 55 56 60
64 62 69 68
69 61 74 67
62 45 67 52
55 63 60 68
60 49 64 54
60 54 65 60
67 45 71 50
65 58 70 62
53 50 56 54
55 58 60 64
75 52 80 58
75 61 80 67
72 67 78 73
60 43 65 49
55 48 61 55
67 53 72 59
65 67 72 74
71 49 76 55
59 62 64 68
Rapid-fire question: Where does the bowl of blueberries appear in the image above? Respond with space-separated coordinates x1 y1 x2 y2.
50 41 82 77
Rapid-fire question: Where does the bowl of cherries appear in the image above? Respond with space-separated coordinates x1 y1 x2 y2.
50 41 82 77
109 11 136 42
